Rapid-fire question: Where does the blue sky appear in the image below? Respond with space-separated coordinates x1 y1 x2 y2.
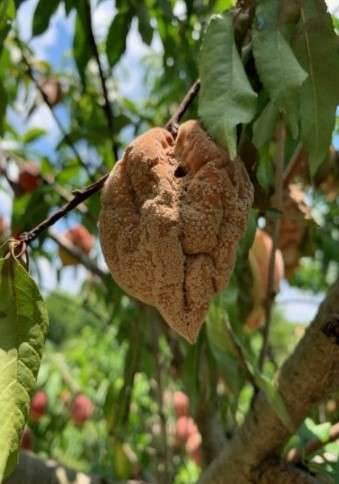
0 0 338 321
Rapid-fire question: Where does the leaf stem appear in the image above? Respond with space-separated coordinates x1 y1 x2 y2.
83 0 118 161
258 118 286 371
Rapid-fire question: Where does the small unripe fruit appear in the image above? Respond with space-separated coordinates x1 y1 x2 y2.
70 394 94 425
30 391 48 422
21 427 33 450
39 76 63 106
175 416 198 445
245 229 284 330
59 225 94 266
173 391 189 418
18 163 40 193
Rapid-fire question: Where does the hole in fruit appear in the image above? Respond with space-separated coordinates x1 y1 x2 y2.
174 165 187 178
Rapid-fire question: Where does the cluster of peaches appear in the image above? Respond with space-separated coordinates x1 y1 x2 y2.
173 391 202 466
21 390 94 451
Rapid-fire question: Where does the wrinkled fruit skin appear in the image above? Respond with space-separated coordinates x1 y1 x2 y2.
18 164 40 193
245 229 284 330
59 225 94 266
70 394 94 424
99 120 253 342
30 390 48 422
173 391 189 418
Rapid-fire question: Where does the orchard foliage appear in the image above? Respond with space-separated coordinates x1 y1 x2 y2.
0 0 339 483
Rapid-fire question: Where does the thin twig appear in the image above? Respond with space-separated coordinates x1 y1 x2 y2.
165 79 201 137
17 38 96 181
258 118 286 371
287 422 339 463
20 173 108 243
48 229 108 280
83 0 118 161
283 142 303 185
3 150 91 218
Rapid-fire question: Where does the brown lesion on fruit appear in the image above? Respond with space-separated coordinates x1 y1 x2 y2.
99 120 253 342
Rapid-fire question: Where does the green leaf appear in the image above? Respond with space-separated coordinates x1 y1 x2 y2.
32 0 60 36
256 148 274 191
220 318 294 431
253 0 307 138
0 0 15 53
206 308 245 395
0 255 48 480
134 1 153 45
199 14 257 158
253 101 279 149
294 0 339 175
106 10 133 67
73 10 91 86
22 127 46 144
64 0 75 15
0 79 7 135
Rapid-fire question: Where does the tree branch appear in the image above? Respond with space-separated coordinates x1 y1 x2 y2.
4 451 147 484
19 173 108 244
258 119 286 370
48 229 108 280
165 79 200 137
287 421 339 463
83 0 118 161
200 278 339 483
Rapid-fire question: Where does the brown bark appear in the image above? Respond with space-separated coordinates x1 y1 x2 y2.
4 451 147 484
200 279 339 483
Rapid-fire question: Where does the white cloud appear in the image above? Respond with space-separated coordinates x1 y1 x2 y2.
326 0 339 13
27 104 60 143
92 0 116 41
276 280 324 324
0 184 12 221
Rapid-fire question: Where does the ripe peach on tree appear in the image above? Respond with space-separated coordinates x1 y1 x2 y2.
59 225 94 266
18 163 41 193
30 391 48 422
70 394 94 425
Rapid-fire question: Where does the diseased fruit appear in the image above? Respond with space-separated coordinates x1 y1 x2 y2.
30 390 48 422
245 229 284 330
173 391 189 418
175 416 198 445
70 394 94 424
185 432 202 466
21 427 33 450
99 120 253 342
18 163 40 193
38 76 63 106
59 225 94 266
